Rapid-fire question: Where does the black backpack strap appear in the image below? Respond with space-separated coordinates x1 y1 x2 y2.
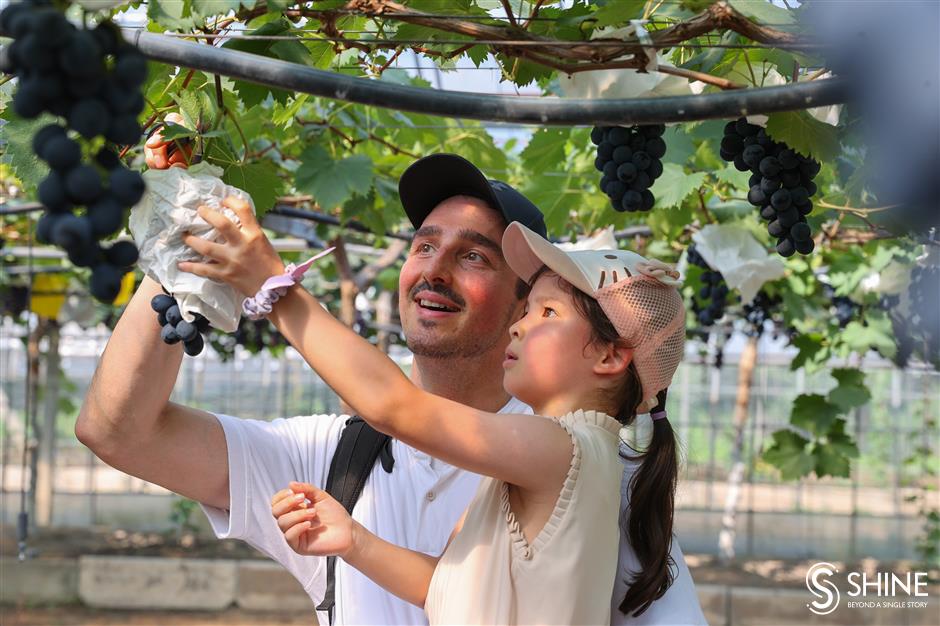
317 416 394 623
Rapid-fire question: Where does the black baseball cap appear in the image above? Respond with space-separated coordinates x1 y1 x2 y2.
399 154 547 238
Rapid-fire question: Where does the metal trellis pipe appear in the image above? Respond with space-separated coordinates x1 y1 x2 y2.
128 30 849 126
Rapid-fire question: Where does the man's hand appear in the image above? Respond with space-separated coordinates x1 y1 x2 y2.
177 195 285 296
145 113 195 170
272 481 356 558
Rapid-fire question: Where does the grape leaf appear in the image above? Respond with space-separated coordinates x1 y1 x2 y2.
377 266 400 292
823 419 860 459
839 317 895 355
812 420 859 479
661 127 697 166
522 173 582 235
304 41 337 70
447 132 507 175
714 164 751 190
179 87 221 134
763 429 814 480
147 0 192 31
271 95 309 126
590 1 646 28
191 0 248 20
466 45 490 68
790 393 841 436
223 160 283 219
296 146 374 211
652 163 707 208
765 110 840 162
0 112 52 192
789 332 827 371
728 0 796 26
497 55 554 88
223 20 312 107
520 128 569 174
827 368 871 411
812 441 852 478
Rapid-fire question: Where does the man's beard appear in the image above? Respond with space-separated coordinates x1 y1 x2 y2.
405 304 516 360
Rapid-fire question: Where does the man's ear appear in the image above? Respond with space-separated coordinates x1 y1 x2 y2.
593 343 633 377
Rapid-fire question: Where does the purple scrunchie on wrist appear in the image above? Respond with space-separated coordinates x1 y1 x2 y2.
242 247 335 321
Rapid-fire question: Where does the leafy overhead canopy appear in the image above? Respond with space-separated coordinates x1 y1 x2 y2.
0 0 933 486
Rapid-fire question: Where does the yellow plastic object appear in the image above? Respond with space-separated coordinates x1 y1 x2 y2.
29 273 68 319
112 271 136 307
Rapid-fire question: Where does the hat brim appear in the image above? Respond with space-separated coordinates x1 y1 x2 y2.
502 222 596 295
399 154 503 230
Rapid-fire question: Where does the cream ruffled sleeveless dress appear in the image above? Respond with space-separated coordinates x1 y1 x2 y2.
424 409 623 625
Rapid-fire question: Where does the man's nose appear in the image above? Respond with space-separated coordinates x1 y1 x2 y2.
423 251 454 284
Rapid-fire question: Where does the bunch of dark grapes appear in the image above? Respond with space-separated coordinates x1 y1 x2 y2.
1 1 148 303
687 244 729 326
591 124 667 213
742 290 781 338
207 317 288 362
719 118 820 258
822 283 860 329
151 293 212 357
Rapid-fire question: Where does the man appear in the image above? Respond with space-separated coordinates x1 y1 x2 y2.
76 153 545 625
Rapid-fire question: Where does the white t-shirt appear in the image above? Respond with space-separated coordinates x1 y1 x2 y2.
200 404 706 626
610 441 708 626
200 397 531 626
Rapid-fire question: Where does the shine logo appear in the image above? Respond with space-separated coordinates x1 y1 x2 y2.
806 562 841 615
804 562 931 615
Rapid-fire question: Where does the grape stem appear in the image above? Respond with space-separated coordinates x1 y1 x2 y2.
522 0 548 31
294 116 421 159
817 200 898 215
224 109 250 164
697 190 716 224
498 0 518 28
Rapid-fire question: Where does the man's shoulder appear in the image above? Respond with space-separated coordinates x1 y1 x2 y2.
213 411 351 447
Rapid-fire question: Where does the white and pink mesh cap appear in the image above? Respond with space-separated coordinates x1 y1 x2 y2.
502 222 686 409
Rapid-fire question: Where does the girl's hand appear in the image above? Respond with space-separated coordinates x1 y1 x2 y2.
145 113 195 170
178 195 285 296
271 481 356 559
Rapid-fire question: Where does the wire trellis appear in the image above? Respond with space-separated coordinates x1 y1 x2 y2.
143 30 815 51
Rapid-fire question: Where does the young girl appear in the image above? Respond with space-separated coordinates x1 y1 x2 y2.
184 199 687 624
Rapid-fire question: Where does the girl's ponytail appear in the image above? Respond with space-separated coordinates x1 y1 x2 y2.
548 275 681 616
617 403 679 617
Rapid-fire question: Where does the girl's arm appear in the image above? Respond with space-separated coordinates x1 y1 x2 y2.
274 482 438 607
179 197 572 494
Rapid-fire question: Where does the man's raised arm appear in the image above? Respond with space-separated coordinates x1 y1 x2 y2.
75 276 230 509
